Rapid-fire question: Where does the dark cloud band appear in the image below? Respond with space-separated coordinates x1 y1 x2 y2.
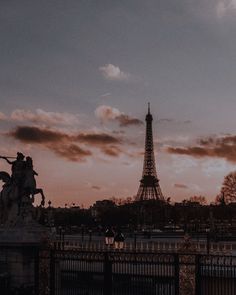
7 125 124 161
167 135 236 163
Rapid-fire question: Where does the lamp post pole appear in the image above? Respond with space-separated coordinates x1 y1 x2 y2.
89 229 92 243
81 225 84 242
58 226 62 250
206 229 210 255
134 231 137 251
62 228 65 250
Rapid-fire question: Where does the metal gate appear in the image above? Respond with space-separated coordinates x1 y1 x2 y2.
50 250 179 295
195 255 236 295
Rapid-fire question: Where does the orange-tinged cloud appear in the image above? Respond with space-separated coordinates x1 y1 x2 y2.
48 143 92 162
0 112 7 121
8 125 124 161
11 109 80 126
91 185 101 190
102 145 123 157
95 105 143 127
167 135 236 163
77 132 121 145
9 126 70 143
174 183 189 189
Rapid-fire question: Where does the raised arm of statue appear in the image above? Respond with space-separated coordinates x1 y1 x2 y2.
0 157 13 165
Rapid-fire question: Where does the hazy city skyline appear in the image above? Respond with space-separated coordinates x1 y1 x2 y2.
1 1 236 206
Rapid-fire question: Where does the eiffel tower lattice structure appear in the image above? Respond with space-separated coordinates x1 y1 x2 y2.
136 104 164 201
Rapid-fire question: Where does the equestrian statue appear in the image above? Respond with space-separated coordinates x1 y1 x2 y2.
0 152 45 226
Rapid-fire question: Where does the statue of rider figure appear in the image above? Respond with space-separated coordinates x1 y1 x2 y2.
1 152 26 214
1 152 26 188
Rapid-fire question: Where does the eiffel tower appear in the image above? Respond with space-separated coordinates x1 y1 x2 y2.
136 104 164 201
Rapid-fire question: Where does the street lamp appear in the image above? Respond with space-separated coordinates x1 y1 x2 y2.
89 229 92 242
206 228 210 255
81 225 85 242
58 226 62 249
47 200 54 228
62 228 65 250
134 230 137 251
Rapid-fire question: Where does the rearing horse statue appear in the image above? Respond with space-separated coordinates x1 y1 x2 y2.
0 165 45 225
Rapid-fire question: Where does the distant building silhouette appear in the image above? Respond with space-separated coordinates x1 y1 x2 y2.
136 104 164 201
90 199 116 218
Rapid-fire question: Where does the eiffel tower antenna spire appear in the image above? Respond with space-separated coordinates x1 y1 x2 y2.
136 104 164 201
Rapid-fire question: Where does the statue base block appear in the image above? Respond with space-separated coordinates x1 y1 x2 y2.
0 224 52 293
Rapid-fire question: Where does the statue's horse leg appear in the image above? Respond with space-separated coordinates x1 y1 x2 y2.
1 188 11 223
32 188 45 206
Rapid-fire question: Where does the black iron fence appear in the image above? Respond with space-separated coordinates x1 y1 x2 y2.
41 249 236 295
48 251 178 295
196 255 236 295
1 246 236 295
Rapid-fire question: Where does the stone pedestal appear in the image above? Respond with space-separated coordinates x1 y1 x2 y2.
0 224 52 293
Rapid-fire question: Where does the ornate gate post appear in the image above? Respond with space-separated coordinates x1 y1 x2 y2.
38 248 51 295
179 254 196 295
178 235 197 295
38 236 55 295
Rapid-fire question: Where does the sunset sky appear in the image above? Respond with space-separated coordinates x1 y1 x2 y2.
1 0 236 207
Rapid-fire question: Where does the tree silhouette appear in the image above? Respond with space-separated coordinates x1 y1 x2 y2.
219 171 236 204
189 195 207 205
215 193 226 206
